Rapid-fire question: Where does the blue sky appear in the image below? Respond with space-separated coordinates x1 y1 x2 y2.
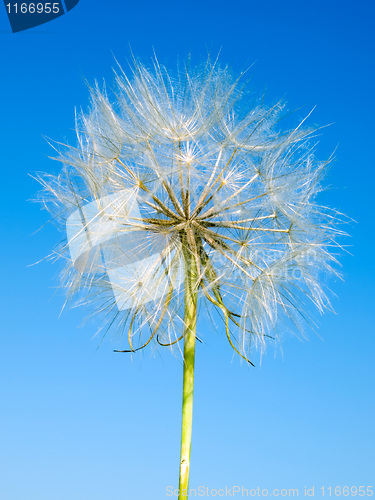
0 1 374 498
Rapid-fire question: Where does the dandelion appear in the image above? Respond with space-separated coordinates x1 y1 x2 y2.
37 55 345 499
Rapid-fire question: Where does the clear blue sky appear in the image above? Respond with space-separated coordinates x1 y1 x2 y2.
0 1 374 499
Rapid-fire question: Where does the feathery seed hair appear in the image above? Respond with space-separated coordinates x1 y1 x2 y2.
37 56 344 363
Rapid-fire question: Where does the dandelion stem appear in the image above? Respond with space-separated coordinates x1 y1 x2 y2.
178 240 198 500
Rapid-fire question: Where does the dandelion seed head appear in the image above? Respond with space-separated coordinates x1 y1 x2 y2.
36 55 347 363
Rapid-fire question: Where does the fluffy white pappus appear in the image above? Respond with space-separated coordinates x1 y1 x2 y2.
36 55 347 363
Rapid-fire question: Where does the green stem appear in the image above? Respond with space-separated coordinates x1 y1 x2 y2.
178 245 198 500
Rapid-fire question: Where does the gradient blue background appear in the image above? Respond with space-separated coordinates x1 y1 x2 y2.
1 1 374 498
